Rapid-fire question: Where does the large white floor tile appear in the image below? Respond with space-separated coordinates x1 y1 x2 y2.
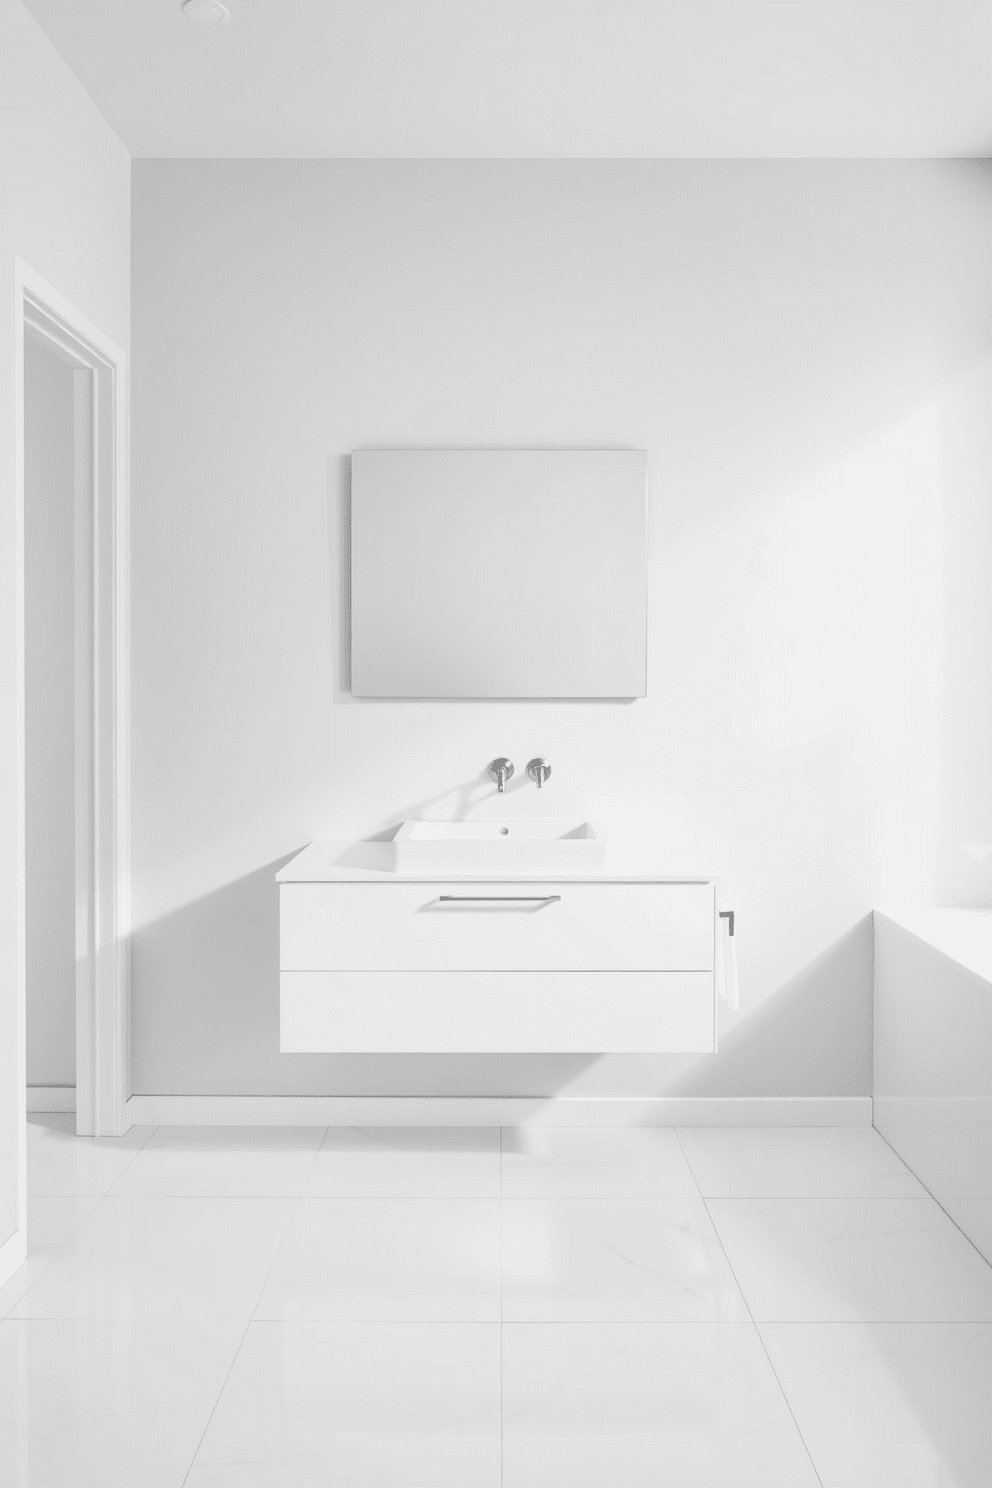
0 1317 243 1488
871 1118 992 1201
109 1125 324 1197
27 1114 156 1197
12 1196 296 1319
501 1126 700 1199
677 1125 927 1198
254 1198 501 1321
185 1321 501 1487
502 1198 748 1322
760 1322 992 1487
0 1198 100 1318
303 1126 499 1198
946 1198 992 1267
502 1322 819 1487
709 1197 992 1321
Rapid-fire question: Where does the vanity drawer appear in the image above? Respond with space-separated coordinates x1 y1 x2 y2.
280 881 714 972
280 970 716 1053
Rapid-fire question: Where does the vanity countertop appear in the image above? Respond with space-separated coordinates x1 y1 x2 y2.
276 840 716 884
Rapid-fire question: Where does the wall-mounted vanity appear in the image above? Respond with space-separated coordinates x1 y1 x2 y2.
277 838 717 1054
281 447 706 1053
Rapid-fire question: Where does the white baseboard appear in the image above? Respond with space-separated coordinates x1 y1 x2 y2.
0 1228 27 1290
27 1086 75 1113
126 1094 872 1127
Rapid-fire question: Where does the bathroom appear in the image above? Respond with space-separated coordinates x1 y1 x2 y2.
2 2 992 1484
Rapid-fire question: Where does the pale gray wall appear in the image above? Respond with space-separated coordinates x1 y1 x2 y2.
0 0 129 1252
24 335 76 1089
131 160 992 1099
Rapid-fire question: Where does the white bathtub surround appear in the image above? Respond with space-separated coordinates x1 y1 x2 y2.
874 908 992 1266
4 1117 991 1486
876 907 992 981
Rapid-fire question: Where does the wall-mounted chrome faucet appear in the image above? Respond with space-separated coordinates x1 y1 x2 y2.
527 758 552 789
489 757 514 793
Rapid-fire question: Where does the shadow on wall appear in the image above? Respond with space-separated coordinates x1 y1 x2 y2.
130 855 598 1097
132 861 871 1102
658 915 873 1099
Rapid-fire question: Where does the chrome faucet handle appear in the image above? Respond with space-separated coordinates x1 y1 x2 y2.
527 758 552 789
489 757 514 793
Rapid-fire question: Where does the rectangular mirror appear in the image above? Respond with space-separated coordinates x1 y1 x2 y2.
350 449 647 698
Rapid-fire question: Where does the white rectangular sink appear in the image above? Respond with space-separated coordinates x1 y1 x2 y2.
389 819 606 874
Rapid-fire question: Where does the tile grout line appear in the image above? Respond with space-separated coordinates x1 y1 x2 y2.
179 1125 330 1487
179 1316 253 1488
101 1121 160 1198
673 1129 825 1488
5 1120 163 1319
1 1200 98 1320
672 1126 706 1205
871 1123 992 1277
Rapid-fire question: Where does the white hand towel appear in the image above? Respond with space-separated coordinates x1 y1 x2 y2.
717 910 739 1011
715 919 726 1006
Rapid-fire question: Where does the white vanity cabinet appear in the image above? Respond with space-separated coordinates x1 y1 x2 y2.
277 844 717 1054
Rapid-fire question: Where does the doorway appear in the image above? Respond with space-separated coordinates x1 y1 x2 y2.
24 335 79 1116
1 265 130 1290
12 264 130 1172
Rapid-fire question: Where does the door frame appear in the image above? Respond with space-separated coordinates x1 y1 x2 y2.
13 259 131 1147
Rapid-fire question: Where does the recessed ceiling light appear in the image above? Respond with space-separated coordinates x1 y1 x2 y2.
183 0 230 25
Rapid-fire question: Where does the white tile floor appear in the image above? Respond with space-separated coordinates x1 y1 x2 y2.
3 1118 992 1486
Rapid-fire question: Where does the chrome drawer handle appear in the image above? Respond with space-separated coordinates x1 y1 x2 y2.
438 894 562 903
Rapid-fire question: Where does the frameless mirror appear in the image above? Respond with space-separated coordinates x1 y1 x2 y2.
350 448 647 698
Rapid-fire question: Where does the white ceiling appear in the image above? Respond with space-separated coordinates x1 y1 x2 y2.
22 0 992 158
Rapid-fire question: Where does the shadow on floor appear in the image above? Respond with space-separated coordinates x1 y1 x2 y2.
132 863 871 1112
131 856 599 1100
